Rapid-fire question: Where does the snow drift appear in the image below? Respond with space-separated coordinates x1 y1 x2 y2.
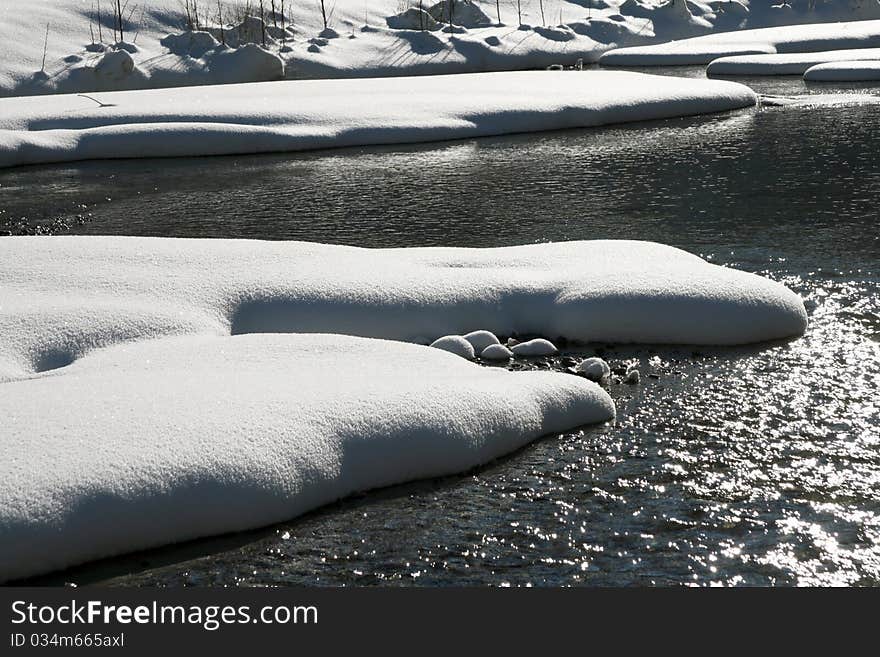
0 237 807 386
707 47 880 76
804 59 880 81
599 18 880 66
0 333 615 581
0 235 808 579
0 70 757 168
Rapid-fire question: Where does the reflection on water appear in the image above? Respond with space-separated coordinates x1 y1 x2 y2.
4 75 879 586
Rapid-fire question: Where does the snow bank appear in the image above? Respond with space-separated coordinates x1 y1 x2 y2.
804 59 880 81
0 332 615 581
0 236 807 388
600 19 880 66
5 1 880 96
707 47 880 76
0 234 809 577
0 70 757 168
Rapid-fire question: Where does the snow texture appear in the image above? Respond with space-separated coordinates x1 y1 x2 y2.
600 18 880 66
804 59 880 80
707 47 880 75
0 332 615 581
0 70 757 169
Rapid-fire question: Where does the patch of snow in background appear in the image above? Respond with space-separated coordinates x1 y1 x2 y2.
804 58 880 80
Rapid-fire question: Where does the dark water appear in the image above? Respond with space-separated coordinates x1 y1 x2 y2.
4 74 879 586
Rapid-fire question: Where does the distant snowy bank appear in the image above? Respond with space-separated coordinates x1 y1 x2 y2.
804 59 880 81
0 70 757 168
4 1 880 96
599 18 880 66
0 236 807 579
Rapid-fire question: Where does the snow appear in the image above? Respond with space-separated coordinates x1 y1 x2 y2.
430 335 476 359
463 330 501 353
0 332 615 581
511 339 560 357
576 357 612 381
0 236 808 387
0 234 810 578
3 1 880 97
0 70 757 169
707 47 880 76
481 344 514 361
804 59 880 81
600 19 880 66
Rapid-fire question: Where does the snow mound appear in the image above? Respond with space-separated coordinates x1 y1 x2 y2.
707 47 880 76
511 339 559 357
428 1 492 28
206 44 285 84
463 330 501 353
160 31 220 58
0 70 757 169
804 59 880 81
481 344 513 361
387 8 441 31
430 335 475 359
576 356 611 381
0 237 809 388
600 19 880 66
0 333 615 581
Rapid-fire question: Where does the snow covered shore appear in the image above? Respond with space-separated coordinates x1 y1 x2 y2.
0 236 806 579
0 237 807 386
0 333 615 581
804 59 880 81
707 47 880 76
4 1 880 97
599 18 880 66
0 70 757 168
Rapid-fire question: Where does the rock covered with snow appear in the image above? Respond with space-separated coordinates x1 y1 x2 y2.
430 335 475 359
624 368 640 384
0 333 615 581
576 357 611 382
511 339 559 357
0 70 757 169
480 344 513 361
463 330 501 353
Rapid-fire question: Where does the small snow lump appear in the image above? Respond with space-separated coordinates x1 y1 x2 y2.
511 338 558 357
429 335 475 359
463 330 501 353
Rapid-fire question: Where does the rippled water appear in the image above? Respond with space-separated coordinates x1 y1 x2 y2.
4 73 878 586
